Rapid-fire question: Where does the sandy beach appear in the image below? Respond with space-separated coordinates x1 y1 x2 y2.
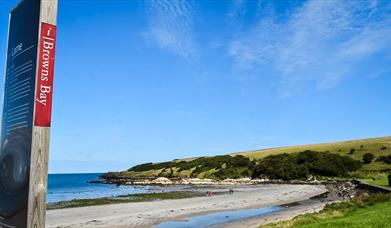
46 184 329 228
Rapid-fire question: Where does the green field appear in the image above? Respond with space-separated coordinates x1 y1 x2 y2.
261 194 391 228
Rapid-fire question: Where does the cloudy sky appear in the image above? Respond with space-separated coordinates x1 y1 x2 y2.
0 0 390 173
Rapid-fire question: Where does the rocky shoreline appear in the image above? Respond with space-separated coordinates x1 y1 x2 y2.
98 174 361 200
101 173 346 185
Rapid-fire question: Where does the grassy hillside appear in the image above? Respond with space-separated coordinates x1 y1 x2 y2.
235 136 391 160
108 155 255 180
105 136 391 180
234 136 391 175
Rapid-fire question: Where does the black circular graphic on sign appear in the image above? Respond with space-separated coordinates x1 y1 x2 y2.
0 128 31 217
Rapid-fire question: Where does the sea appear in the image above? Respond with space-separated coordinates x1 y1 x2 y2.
47 173 150 203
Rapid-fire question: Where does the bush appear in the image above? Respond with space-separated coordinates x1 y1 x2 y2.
377 155 391 164
128 161 175 172
298 150 361 176
252 154 309 180
359 193 391 205
252 151 361 180
363 153 375 164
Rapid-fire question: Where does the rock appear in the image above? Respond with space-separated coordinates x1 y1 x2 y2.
151 177 172 185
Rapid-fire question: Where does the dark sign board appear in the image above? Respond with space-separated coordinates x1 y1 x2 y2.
0 0 57 227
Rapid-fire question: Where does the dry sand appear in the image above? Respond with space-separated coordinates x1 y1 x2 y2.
46 184 328 228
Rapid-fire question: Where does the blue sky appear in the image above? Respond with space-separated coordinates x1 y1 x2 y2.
0 0 390 173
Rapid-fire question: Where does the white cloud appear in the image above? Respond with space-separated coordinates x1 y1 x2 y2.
144 0 197 58
228 0 248 19
229 0 391 95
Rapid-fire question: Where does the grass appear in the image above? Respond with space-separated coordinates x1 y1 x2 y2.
364 176 390 189
119 169 164 178
47 191 206 210
261 193 391 228
366 179 389 187
356 172 391 189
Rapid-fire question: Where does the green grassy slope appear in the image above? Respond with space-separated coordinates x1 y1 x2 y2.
296 203 391 228
263 202 391 228
235 136 391 159
109 155 255 180
261 194 391 228
107 136 391 180
234 136 391 174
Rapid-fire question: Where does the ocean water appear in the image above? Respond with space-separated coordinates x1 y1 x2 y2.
47 173 149 203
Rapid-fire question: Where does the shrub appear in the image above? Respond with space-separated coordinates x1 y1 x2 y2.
253 151 361 180
252 154 309 180
214 167 253 179
298 150 361 176
377 155 391 164
129 161 175 172
363 153 375 164
359 193 391 205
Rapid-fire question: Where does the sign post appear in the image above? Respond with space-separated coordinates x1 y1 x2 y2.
0 0 58 227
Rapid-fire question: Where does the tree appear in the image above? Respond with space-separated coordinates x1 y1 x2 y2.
363 153 375 164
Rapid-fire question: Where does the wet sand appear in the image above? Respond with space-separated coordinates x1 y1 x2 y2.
46 184 328 228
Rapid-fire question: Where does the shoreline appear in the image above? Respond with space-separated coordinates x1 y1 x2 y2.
100 175 354 186
47 179 356 210
223 193 334 228
46 184 333 228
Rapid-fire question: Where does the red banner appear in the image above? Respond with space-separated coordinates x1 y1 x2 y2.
34 22 56 127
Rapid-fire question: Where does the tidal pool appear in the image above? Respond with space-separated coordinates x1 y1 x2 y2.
155 205 283 228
